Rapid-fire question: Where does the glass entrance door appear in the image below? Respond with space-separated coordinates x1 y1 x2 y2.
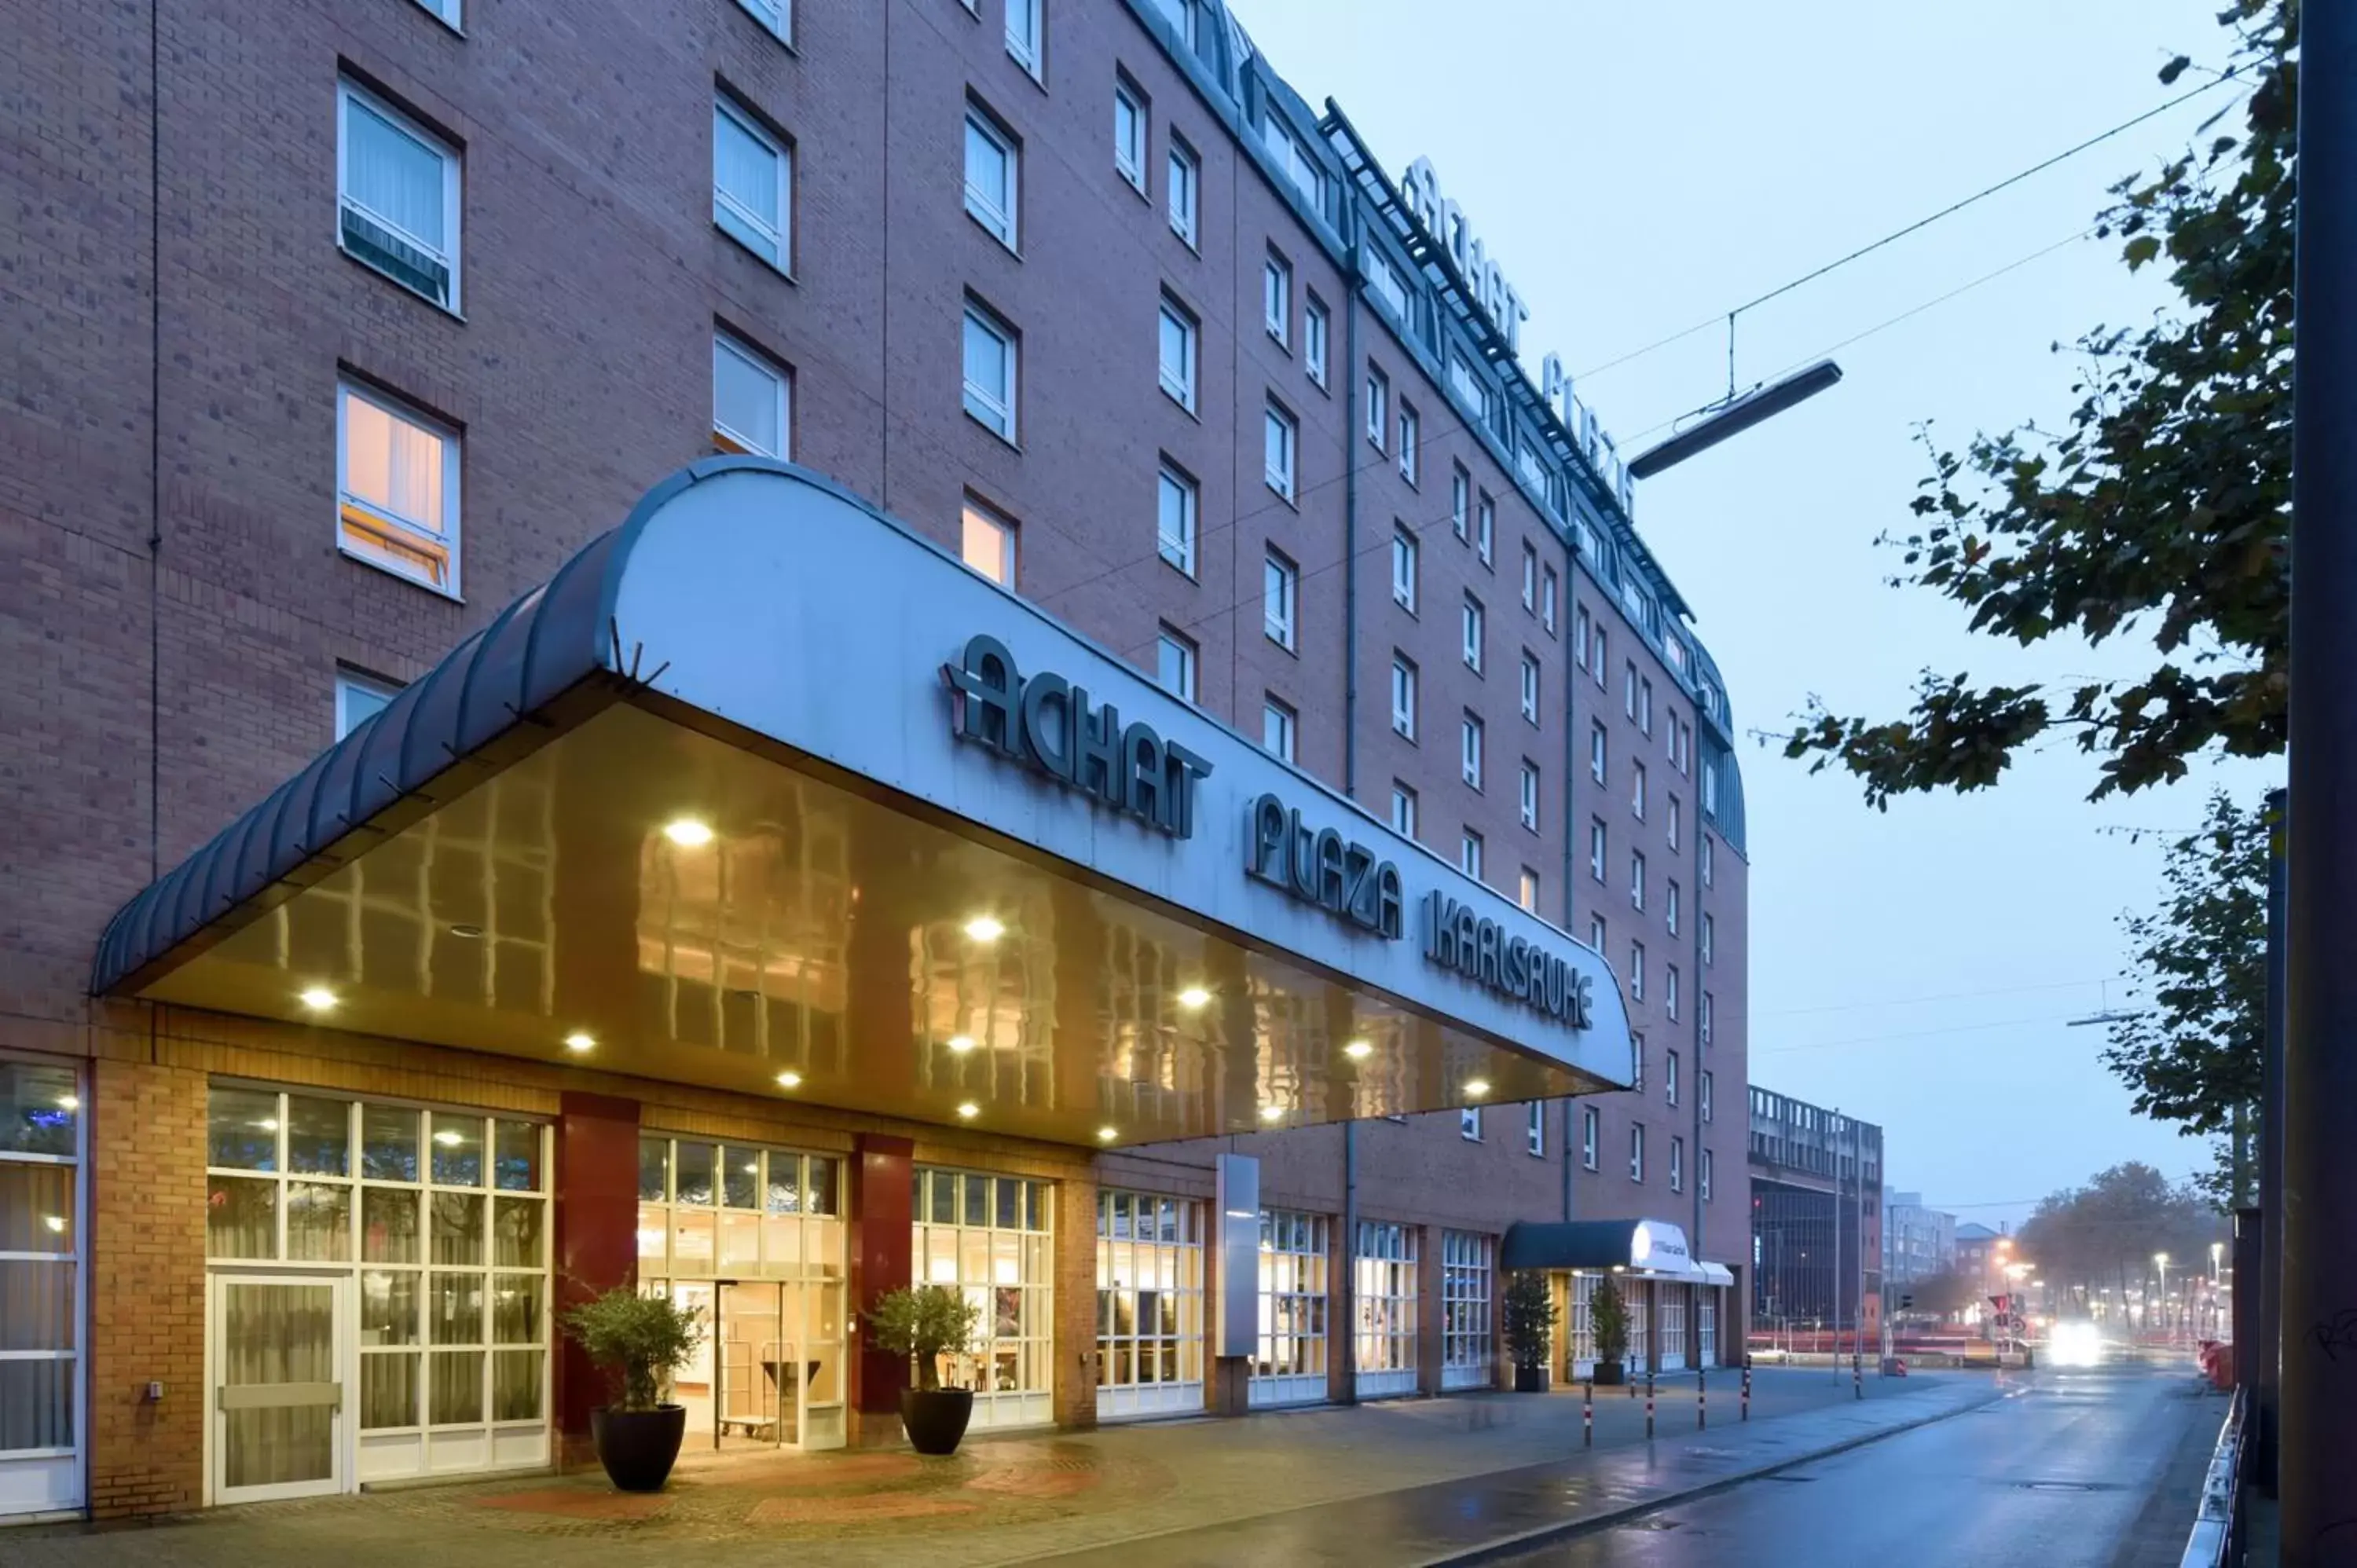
715 1283 783 1447
214 1276 345 1503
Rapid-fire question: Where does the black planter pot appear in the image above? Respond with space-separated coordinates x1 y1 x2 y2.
591 1404 687 1493
900 1387 976 1456
1512 1364 1549 1394
1593 1359 1626 1387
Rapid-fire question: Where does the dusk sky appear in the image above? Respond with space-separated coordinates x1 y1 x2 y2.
1234 0 2280 1229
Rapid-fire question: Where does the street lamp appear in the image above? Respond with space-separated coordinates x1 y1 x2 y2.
2154 1253 2172 1341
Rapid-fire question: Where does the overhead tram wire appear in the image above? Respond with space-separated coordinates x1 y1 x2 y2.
1571 68 2246 384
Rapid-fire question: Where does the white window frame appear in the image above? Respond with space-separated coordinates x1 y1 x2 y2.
915 1167 1051 1423
1157 625 1198 703
1520 654 1540 724
1392 527 1417 612
1630 941 1646 1001
1519 762 1538 831
1158 295 1199 412
1669 796 1682 851
1670 1136 1684 1194
1460 830 1483 880
732 0 790 44
1701 1147 1714 1203
1665 1050 1680 1108
1574 606 1591 671
1581 1106 1600 1171
1006 0 1044 79
1476 493 1494 566
1 1055 84 1511
1461 594 1484 672
1263 548 1298 648
1391 782 1418 839
1702 911 1714 965
1263 697 1296 763
1701 1070 1714 1124
1666 964 1680 1020
1262 110 1325 210
1589 914 1606 953
1522 544 1538 611
1095 1191 1203 1416
964 104 1019 249
1440 1232 1494 1390
1167 138 1199 246
1264 401 1298 500
1157 461 1197 575
1541 566 1559 633
1525 1104 1545 1157
1630 1123 1646 1183
962 300 1018 441
1304 294 1329 387
1589 819 1607 883
1519 867 1540 911
1590 721 1607 784
1631 852 1646 912
1633 760 1648 821
336 79 462 313
1701 833 1714 888
1398 403 1419 485
1451 466 1471 540
1365 368 1388 450
1113 80 1147 192
1461 714 1483 789
1264 251 1292 347
336 378 461 597
1460 1106 1482 1142
1640 677 1655 736
961 494 1017 586
713 328 790 459
335 669 403 738
1391 655 1417 739
1352 1222 1419 1398
713 95 793 270
1252 1211 1329 1407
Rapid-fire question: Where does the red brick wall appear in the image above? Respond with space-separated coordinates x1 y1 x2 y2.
86 1053 207 1519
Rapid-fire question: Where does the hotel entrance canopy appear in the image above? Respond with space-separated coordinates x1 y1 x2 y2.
93 460 1634 1148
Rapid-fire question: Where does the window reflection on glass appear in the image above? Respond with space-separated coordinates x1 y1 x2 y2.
207 1175 277 1259
431 1350 485 1424
208 1087 280 1171
361 1354 417 1429
363 1186 420 1264
430 1191 484 1267
428 1114 482 1188
286 1181 352 1262
493 1120 539 1192
492 1273 541 1345
675 1141 717 1207
429 1271 483 1345
0 1061 78 1156
764 1152 801 1214
493 1195 542 1269
638 1136 669 1203
493 1350 542 1422
0 1164 72 1252
722 1145 760 1211
362 1105 420 1182
361 1269 419 1346
285 1096 350 1176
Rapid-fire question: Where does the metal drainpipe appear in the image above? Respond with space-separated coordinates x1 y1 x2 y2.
1692 856 1706 1251
1341 214 1362 800
1342 1120 1359 1403
1561 531 1581 1224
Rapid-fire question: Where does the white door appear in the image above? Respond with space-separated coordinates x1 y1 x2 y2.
214 1275 347 1504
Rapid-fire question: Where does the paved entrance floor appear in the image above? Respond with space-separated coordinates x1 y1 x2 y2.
5 1368 2003 1567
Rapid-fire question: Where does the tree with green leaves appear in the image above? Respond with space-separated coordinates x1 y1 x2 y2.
2016 1162 2224 1315
2102 790 2267 1206
1783 0 2293 806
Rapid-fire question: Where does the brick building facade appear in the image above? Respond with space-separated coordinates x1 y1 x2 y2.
2 0 1751 1519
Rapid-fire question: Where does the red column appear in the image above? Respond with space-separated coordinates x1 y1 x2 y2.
555 1090 640 1463
851 1131 915 1442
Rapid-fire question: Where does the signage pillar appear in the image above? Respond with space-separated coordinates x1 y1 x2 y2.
1211 1153 1261 1416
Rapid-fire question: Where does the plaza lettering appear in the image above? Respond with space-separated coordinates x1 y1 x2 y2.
1420 890 1593 1029
947 634 1211 839
1244 793 1404 940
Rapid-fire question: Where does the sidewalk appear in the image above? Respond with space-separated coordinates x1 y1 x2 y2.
4 1368 2004 1568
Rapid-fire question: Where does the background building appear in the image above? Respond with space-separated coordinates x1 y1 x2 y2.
3 0 1750 1518
1747 1087 1882 1335
1882 1189 1956 1288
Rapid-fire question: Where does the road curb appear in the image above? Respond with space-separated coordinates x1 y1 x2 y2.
1415 1383 2015 1567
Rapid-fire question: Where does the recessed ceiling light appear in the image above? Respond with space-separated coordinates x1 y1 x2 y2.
947 1035 977 1053
956 1101 981 1119
43 1214 67 1233
448 923 486 940
432 1130 464 1147
1177 985 1211 1009
1464 1078 1491 1097
58 1095 79 1112
1259 1105 1285 1123
298 986 337 1011
1097 1126 1118 1142
563 1031 596 1053
775 1071 803 1090
662 818 714 848
1343 1039 1373 1060
962 915 1006 943
258 1118 280 1132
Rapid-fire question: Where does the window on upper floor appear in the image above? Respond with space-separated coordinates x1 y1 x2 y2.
1701 1146 1714 1202
1589 623 1606 687
412 0 464 27
1640 678 1655 737
1632 760 1647 821
1582 1106 1600 1170
1665 964 1680 1020
1701 833 1715 888
1305 294 1329 388
1264 249 1292 347
1524 1101 1545 1155
1264 401 1298 500
1670 1135 1684 1193
1668 795 1681 852
1262 107 1325 210
1157 460 1198 575
1461 1105 1483 1142
1574 606 1592 672
1157 295 1198 412
338 79 462 311
1541 567 1559 634
1113 79 1147 192
1630 851 1646 911
1152 0 1200 49
1391 656 1417 740
1519 761 1538 831
1629 1123 1645 1183
1589 913 1606 954
1006 0 1044 79
1703 754 1721 816
713 94 793 271
1519 653 1540 725
1665 878 1679 936
1392 526 1418 612
1365 366 1389 451
335 669 403 739
1624 661 1638 720
1702 912 1715 966
1476 493 1494 566
962 300 1018 441
1460 829 1484 881
1264 548 1299 648
1391 782 1418 839
713 328 790 459
1450 349 1493 427
1590 721 1607 785
1461 593 1484 672
1701 1070 1714 1123
1365 244 1409 317
1263 696 1296 764
1519 867 1540 913
1157 625 1197 703
1521 544 1538 611
1461 714 1484 789
1589 818 1607 883
1398 403 1420 485
337 379 460 595
1167 137 1200 246
1701 989 1714 1046
961 494 1017 587
964 102 1019 248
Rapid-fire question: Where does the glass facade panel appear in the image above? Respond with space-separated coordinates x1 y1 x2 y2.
1353 1221 1418 1376
912 1167 1052 1408
1255 1209 1329 1399
1096 1191 1203 1404
1441 1231 1494 1383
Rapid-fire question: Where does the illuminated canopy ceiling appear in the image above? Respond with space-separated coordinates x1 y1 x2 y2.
94 460 1636 1148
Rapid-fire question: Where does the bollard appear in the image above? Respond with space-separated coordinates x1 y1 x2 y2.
1583 1379 1593 1448
1853 1350 1863 1401
1698 1366 1707 1430
1741 1364 1751 1423
1645 1370 1655 1439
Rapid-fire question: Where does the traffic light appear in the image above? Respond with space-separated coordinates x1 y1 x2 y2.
1898 1291 1915 1312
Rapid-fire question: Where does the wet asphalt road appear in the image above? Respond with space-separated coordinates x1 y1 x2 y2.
1488 1360 2223 1568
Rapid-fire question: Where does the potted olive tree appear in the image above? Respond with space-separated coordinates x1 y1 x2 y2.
1501 1270 1558 1393
561 1287 703 1491
1592 1274 1631 1386
867 1284 983 1455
